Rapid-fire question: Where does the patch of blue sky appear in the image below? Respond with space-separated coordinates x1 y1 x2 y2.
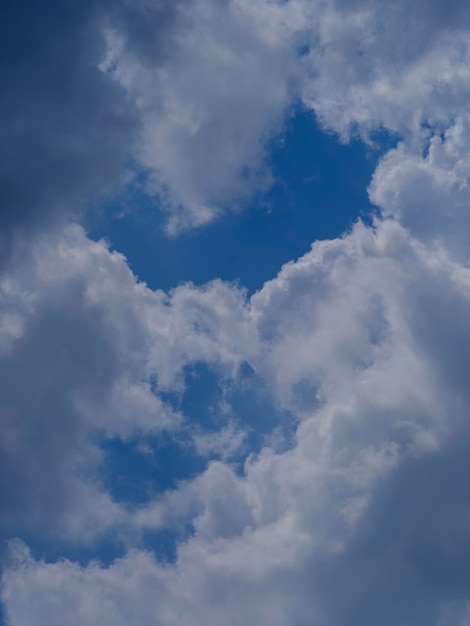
172 361 298 460
99 433 205 505
100 362 295 506
0 527 127 571
87 109 388 295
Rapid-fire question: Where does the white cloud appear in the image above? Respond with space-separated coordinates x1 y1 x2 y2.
0 224 255 539
300 0 470 140
98 0 470 230
4 0 470 241
4 1 470 625
370 114 470 257
104 0 303 231
5 213 470 624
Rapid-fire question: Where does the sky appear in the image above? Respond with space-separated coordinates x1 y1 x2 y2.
2 1 470 625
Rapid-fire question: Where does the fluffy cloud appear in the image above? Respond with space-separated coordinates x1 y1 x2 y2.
300 0 470 139
370 114 470 257
5 0 470 241
0 223 255 539
94 0 470 230
4 213 470 625
3 0 470 625
103 0 303 231
0 0 301 246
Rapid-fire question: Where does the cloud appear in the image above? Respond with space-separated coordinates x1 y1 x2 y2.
3 1 470 625
5 212 470 624
94 0 470 229
4 0 470 244
0 0 304 247
370 114 470 257
104 0 303 231
300 0 470 139
0 223 255 539
0 0 138 258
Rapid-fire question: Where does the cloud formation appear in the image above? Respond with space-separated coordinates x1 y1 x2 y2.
100 0 470 228
5 0 470 237
0 222 255 539
2 0 470 625
4 214 470 625
0 1 135 254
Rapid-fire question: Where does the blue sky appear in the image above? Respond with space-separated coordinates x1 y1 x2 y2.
2 2 470 625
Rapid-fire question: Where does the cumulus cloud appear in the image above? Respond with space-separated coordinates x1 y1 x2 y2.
370 114 470 257
94 0 470 229
4 213 470 624
0 0 302 245
103 0 303 231
0 223 255 539
300 0 470 139
4 0 470 243
3 0 470 625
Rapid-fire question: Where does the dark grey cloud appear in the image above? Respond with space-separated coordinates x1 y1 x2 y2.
0 276 118 536
308 428 470 626
106 0 187 66
0 3 123 228
0 0 188 259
